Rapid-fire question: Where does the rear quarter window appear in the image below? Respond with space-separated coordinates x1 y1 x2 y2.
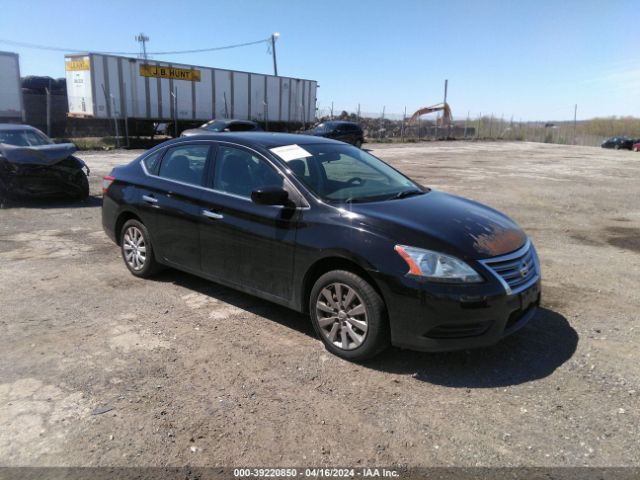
142 151 162 174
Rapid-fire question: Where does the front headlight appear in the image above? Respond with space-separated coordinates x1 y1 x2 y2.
394 245 483 283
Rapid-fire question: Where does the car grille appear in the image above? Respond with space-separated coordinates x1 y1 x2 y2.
481 242 539 294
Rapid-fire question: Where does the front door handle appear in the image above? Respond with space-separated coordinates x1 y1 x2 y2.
142 194 158 204
202 209 223 220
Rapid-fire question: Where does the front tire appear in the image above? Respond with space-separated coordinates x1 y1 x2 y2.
120 219 161 278
309 270 389 361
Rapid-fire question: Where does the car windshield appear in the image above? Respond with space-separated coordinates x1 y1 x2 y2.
273 143 424 204
0 129 53 147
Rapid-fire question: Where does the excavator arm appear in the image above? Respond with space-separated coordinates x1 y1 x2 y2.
407 103 452 126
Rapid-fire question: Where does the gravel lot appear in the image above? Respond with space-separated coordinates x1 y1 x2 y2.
1 141 639 468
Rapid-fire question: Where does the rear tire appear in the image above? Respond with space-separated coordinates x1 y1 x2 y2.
120 219 162 278
309 270 389 361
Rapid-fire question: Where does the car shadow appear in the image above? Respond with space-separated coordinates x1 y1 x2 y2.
363 307 578 388
151 269 317 339
151 269 577 388
0 195 102 209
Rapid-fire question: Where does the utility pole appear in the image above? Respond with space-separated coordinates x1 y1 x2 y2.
45 79 51 137
443 79 449 137
135 33 150 63
271 33 280 76
401 106 406 142
123 82 130 147
464 111 469 138
573 104 578 145
171 88 178 137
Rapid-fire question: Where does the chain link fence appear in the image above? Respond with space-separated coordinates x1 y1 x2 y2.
315 104 640 147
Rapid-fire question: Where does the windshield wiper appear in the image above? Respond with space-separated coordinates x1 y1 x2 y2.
389 190 424 200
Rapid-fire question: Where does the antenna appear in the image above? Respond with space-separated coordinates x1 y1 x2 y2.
135 33 150 62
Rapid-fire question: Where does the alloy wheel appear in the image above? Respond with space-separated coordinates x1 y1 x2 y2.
123 226 147 271
316 282 368 350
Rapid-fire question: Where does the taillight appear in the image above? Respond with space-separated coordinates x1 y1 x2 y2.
102 175 115 193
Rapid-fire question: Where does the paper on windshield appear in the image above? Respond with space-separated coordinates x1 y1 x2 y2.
270 144 312 162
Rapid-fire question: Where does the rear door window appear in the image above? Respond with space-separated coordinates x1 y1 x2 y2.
158 144 210 186
213 146 283 198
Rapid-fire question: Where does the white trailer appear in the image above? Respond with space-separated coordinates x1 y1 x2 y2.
65 53 317 124
0 52 24 122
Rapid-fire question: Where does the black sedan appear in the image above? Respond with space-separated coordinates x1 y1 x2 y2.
102 133 541 361
601 136 635 150
181 119 262 137
0 124 89 202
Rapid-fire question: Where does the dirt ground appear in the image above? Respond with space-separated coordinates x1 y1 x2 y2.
1 141 639 468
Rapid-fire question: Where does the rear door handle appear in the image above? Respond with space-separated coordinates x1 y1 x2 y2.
142 194 158 204
202 209 223 220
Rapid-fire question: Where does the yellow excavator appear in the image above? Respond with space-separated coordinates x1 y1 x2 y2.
406 103 452 126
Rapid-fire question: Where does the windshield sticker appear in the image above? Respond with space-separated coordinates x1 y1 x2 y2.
270 144 312 162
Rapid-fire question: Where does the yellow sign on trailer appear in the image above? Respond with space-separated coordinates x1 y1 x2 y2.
139 64 201 82
65 58 90 71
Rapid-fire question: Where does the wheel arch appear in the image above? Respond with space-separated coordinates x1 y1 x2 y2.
114 210 144 246
301 255 386 314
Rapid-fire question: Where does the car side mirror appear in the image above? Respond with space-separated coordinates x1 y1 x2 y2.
251 186 289 206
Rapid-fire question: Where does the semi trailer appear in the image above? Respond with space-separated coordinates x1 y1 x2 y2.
65 53 317 128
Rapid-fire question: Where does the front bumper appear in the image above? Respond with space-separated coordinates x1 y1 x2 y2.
373 271 541 352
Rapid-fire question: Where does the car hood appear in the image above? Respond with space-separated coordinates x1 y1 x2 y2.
0 143 77 166
349 190 527 260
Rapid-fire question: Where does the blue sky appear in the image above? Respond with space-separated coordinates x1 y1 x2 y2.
1 0 638 120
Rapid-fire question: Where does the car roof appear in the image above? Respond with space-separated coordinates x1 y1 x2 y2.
0 124 39 132
163 132 343 149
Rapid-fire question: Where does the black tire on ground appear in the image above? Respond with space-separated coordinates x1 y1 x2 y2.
120 219 162 278
309 270 390 361
0 180 8 208
75 173 90 200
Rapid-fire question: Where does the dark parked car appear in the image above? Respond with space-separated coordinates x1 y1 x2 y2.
304 121 364 147
0 124 89 202
102 133 540 361
601 136 635 150
181 119 262 137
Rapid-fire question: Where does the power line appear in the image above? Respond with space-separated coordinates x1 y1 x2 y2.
0 36 271 56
